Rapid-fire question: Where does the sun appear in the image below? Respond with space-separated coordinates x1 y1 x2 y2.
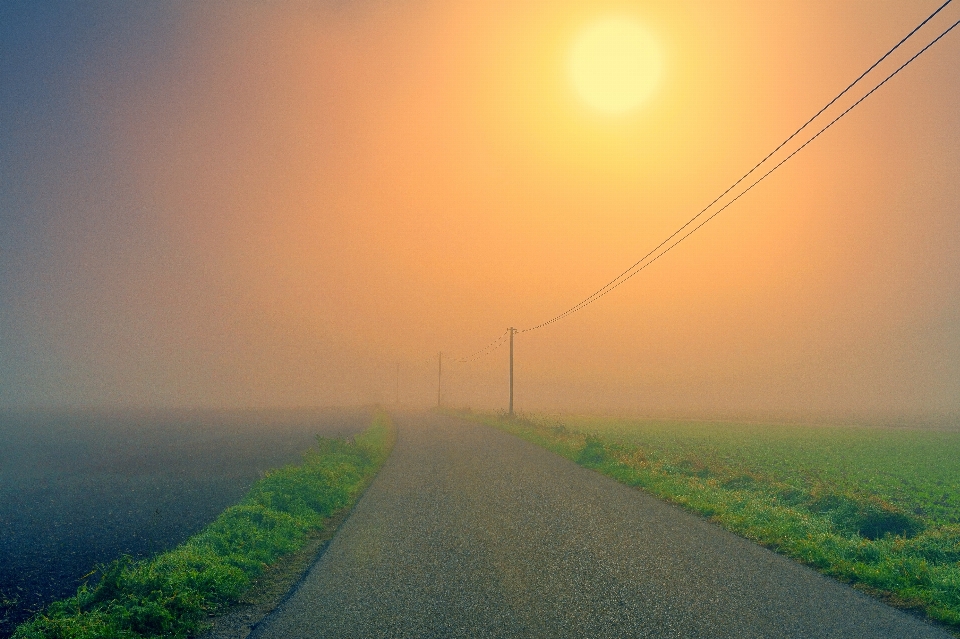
568 16 662 116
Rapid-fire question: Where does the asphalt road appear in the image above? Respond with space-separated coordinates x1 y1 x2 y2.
252 412 952 638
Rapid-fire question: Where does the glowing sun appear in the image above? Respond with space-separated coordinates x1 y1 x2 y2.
568 16 662 116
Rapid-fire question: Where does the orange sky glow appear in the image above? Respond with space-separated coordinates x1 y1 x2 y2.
4 0 959 417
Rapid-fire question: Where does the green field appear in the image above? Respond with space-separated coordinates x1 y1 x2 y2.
464 411 960 632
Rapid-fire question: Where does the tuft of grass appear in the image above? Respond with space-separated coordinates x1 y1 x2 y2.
13 410 395 639
463 410 960 634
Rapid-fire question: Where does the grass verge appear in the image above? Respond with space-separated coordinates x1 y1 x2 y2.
13 410 395 639
458 410 960 635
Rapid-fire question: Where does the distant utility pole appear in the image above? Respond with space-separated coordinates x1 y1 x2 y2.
508 328 516 417
396 361 400 406
437 352 442 409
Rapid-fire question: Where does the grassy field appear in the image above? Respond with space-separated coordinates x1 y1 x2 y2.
462 411 960 633
13 410 395 639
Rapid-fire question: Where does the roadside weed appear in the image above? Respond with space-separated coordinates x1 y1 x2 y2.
13 410 395 639
467 411 960 632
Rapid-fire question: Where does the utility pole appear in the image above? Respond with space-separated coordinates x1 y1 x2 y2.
437 352 442 410
396 361 400 406
508 328 516 417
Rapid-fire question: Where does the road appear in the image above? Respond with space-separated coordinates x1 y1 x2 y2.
252 412 951 638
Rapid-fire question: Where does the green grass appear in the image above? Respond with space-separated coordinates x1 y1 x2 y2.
13 410 395 639
462 410 960 633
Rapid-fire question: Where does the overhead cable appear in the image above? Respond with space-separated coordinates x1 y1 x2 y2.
521 1 957 333
447 329 511 363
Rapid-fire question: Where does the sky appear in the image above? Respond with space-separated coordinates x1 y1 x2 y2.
1 0 959 417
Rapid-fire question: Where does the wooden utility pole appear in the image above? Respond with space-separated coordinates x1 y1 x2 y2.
508 328 516 417
437 352 442 409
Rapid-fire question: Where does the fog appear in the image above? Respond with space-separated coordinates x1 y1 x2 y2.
2 0 959 418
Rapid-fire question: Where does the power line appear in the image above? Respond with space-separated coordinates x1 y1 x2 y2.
426 5 960 409
447 329 511 363
521 0 957 333
522 13 960 332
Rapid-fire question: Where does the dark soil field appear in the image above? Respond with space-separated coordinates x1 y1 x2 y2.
0 407 368 638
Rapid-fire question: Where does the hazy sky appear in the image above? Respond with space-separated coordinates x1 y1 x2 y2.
2 0 959 416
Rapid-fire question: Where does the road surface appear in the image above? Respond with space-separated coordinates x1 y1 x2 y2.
252 412 950 638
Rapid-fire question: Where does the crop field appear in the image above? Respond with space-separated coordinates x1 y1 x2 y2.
465 411 960 632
